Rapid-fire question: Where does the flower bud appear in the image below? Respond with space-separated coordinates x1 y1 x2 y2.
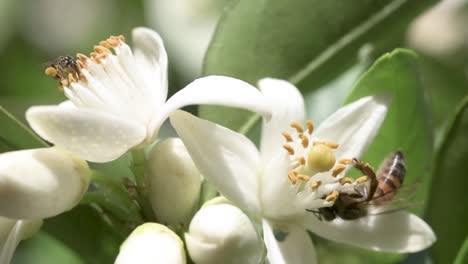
0 217 42 264
185 198 264 264
146 138 201 226
115 223 186 264
0 147 91 219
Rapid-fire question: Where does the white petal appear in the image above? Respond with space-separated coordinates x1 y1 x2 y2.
263 220 316 264
170 110 262 217
258 78 305 163
261 152 304 220
132 27 168 107
302 211 436 253
26 106 146 162
0 218 42 264
150 76 272 133
115 223 186 264
185 201 264 264
314 95 390 160
0 148 90 219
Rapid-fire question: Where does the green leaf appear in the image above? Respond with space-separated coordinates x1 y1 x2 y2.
42 205 123 264
454 237 468 264
427 94 468 264
200 0 438 131
345 49 433 216
0 106 47 152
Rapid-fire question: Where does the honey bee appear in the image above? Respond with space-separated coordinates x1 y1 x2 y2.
309 151 406 221
44 55 80 87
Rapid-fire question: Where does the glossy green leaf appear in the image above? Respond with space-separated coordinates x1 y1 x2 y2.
200 0 437 131
0 106 47 152
454 237 468 264
345 49 433 216
427 94 468 264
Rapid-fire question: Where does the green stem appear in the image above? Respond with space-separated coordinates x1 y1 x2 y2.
130 149 156 222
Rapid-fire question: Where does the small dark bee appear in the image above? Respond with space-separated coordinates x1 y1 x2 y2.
309 151 406 221
44 55 80 87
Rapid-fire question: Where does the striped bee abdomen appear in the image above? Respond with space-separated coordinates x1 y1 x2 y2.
374 151 406 200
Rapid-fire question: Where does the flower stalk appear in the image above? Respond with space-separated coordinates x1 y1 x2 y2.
130 149 155 222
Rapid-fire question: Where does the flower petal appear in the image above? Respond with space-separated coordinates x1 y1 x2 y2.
0 218 42 264
263 220 316 264
150 75 272 133
314 95 390 160
302 211 436 253
258 78 305 163
115 223 186 264
132 27 168 107
170 110 262 216
26 106 146 162
0 148 91 219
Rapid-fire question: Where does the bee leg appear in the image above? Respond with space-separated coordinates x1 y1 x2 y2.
352 158 378 201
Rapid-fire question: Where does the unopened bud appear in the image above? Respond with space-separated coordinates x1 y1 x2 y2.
146 138 201 227
115 223 186 264
185 198 264 264
0 147 91 219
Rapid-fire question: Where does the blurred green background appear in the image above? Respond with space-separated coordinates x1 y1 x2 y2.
0 0 467 263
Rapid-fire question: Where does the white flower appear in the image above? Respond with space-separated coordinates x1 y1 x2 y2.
26 27 271 163
0 147 91 219
115 223 186 264
146 137 201 227
185 197 264 264
0 217 42 264
170 78 436 264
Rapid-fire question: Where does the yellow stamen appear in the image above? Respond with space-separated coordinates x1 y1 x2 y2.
310 181 321 191
325 190 339 202
60 79 69 87
99 40 112 48
297 174 310 181
313 141 339 149
68 73 77 83
281 132 293 142
307 145 336 173
306 120 314 134
332 164 346 177
94 45 111 54
44 66 57 77
338 158 353 165
283 144 295 155
118 35 125 42
339 177 353 185
290 122 304 133
296 156 305 165
288 171 298 184
356 175 369 184
300 134 309 148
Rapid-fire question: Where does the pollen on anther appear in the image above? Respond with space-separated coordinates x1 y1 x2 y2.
300 134 309 148
297 174 310 181
290 122 304 133
118 35 125 41
44 67 57 77
356 175 369 184
339 177 353 185
296 156 306 165
306 120 314 134
310 181 321 191
99 40 113 48
325 190 339 202
94 45 111 54
338 158 353 165
281 132 293 142
288 171 298 184
314 141 339 149
332 164 346 177
68 73 77 83
283 144 295 155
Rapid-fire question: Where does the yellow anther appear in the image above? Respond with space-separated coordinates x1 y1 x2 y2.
325 190 339 202
118 35 125 41
68 73 77 83
296 156 306 165
283 144 295 155
76 53 89 62
290 122 304 133
107 37 119 47
288 171 298 184
94 45 111 54
356 175 369 184
60 79 69 86
297 174 310 181
310 181 321 191
300 134 309 148
281 132 293 142
99 40 113 48
44 66 57 77
332 164 346 177
306 120 314 134
339 177 353 185
313 141 339 149
307 145 336 173
338 158 353 165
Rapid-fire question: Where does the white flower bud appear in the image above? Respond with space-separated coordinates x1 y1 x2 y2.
0 217 42 264
185 198 264 264
115 223 186 264
0 147 91 219
146 138 201 226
